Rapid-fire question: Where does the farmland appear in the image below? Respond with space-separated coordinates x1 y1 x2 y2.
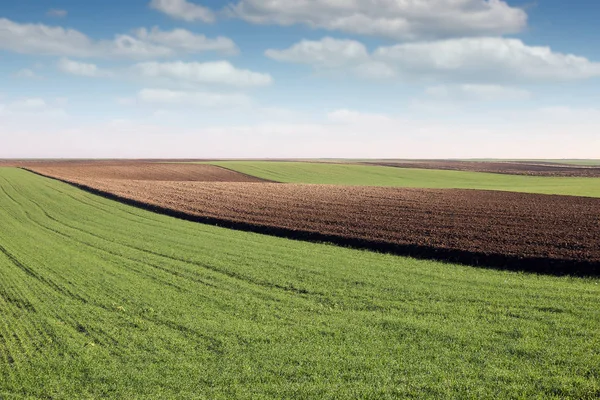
210 161 600 197
465 159 600 167
362 160 600 177
27 164 600 275
0 167 599 398
23 162 266 182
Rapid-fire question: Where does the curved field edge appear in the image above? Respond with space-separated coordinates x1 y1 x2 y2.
24 168 600 276
208 161 600 198
0 167 599 399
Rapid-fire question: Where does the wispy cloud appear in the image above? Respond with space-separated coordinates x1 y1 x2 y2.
47 9 68 18
57 58 113 78
132 61 273 87
150 0 215 23
14 68 42 79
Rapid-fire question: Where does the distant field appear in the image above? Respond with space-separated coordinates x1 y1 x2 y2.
25 162 265 182
464 159 600 166
363 160 600 177
1 168 599 398
552 160 600 166
211 161 600 197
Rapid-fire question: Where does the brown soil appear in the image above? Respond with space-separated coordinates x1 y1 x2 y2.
27 164 600 275
364 160 600 177
19 162 265 182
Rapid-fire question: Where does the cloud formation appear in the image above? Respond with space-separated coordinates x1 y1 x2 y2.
0 18 235 59
15 69 42 79
0 97 67 118
375 38 600 82
137 89 252 107
132 61 273 87
47 9 68 18
230 0 527 40
57 58 113 78
424 84 532 101
266 37 369 68
267 37 600 83
150 0 215 23
134 27 238 54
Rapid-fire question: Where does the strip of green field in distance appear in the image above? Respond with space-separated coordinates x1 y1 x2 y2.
0 167 599 398
209 161 600 198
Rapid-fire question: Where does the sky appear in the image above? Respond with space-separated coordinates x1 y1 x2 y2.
1 0 599 159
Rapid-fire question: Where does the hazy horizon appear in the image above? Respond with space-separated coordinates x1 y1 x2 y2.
2 0 599 158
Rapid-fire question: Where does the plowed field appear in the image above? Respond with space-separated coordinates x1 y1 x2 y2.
26 166 600 274
25 162 265 182
365 160 600 177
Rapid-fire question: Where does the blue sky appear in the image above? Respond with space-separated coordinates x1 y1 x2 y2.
1 0 599 158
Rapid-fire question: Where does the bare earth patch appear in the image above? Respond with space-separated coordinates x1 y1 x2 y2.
20 162 265 182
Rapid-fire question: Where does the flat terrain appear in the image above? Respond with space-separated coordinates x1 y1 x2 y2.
464 159 600 167
0 168 599 398
25 162 265 182
29 165 600 274
211 161 600 197
363 160 600 177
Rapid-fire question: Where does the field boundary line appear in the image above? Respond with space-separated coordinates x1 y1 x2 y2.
207 164 281 183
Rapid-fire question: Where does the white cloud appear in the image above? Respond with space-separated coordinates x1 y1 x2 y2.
327 109 396 125
230 0 527 40
266 37 369 68
354 61 396 80
0 97 67 118
267 37 600 83
137 88 252 107
15 68 42 79
132 61 273 87
0 18 234 59
116 97 137 106
266 37 396 79
375 38 600 82
9 98 47 110
58 58 113 77
47 9 68 18
134 27 237 55
150 0 215 23
425 84 531 101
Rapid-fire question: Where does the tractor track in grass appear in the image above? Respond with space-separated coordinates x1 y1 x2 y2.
25 167 600 276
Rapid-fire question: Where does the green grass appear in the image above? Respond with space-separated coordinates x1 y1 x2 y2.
0 168 599 399
211 161 600 197
547 160 600 166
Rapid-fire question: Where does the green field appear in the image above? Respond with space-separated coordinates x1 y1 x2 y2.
0 167 599 398
211 161 600 197
549 160 600 166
